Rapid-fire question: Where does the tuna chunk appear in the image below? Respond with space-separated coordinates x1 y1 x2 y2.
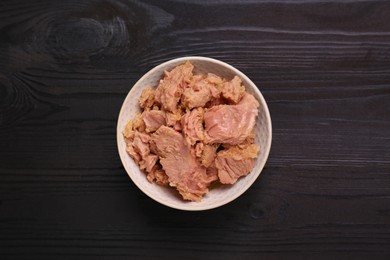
222 76 245 104
206 73 224 86
125 139 141 162
123 120 144 162
146 165 169 185
238 92 260 109
139 154 158 172
215 144 259 184
164 110 182 127
182 73 223 109
133 131 150 158
200 144 219 168
155 61 193 112
193 142 219 168
132 113 146 132
142 110 166 133
181 107 204 146
123 120 135 140
139 86 156 109
151 126 212 202
204 93 259 145
206 161 219 182
126 131 158 175
182 84 211 109
223 129 255 150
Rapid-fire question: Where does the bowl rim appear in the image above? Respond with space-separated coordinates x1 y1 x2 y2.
117 56 272 211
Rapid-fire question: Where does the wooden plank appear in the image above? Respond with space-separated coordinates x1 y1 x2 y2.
0 0 390 258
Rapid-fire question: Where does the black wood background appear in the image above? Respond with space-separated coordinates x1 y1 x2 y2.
1 0 389 259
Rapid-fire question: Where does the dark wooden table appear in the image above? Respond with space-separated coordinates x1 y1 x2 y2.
1 0 389 259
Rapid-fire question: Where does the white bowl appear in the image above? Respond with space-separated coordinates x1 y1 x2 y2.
117 56 272 211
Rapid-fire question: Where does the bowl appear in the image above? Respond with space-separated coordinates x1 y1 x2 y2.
117 56 272 211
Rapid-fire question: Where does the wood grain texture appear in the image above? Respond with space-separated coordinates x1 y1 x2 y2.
0 0 389 259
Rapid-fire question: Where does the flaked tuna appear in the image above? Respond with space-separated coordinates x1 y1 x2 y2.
222 76 245 104
139 86 156 109
181 107 204 146
146 165 169 186
182 73 224 109
200 144 219 168
155 61 193 112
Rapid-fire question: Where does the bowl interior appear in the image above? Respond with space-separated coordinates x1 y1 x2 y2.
117 57 272 211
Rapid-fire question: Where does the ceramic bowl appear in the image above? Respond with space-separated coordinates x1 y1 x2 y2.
117 56 272 211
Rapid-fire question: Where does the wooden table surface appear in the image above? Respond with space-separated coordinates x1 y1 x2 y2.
1 0 389 259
